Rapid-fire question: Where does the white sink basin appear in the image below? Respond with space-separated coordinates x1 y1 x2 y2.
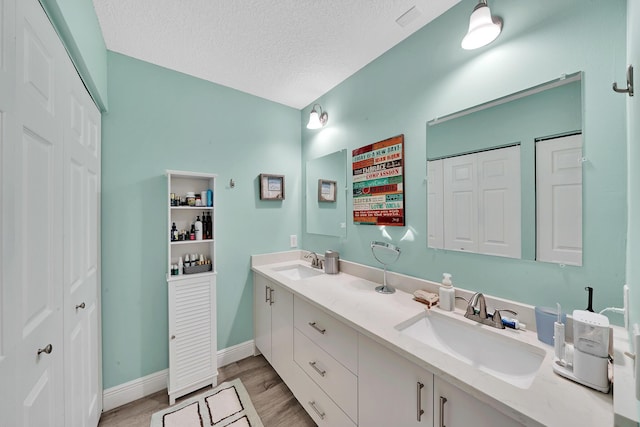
272 264 324 281
396 311 545 389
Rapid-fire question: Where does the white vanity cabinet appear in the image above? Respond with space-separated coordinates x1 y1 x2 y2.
358 334 434 427
433 377 522 427
293 296 358 424
359 334 522 427
253 273 294 383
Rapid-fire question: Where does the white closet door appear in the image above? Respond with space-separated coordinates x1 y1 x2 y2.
427 159 444 249
443 154 478 253
0 0 17 425
63 55 102 427
15 0 66 425
477 145 521 258
536 134 583 265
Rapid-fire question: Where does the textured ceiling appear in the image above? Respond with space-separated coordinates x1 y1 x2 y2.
93 0 461 109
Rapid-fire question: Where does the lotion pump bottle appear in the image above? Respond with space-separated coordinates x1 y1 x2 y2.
195 216 203 240
439 273 455 311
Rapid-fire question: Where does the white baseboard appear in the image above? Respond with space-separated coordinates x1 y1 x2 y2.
102 339 255 412
217 339 256 367
102 369 168 412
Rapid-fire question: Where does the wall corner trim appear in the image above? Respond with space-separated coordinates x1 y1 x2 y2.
102 340 256 412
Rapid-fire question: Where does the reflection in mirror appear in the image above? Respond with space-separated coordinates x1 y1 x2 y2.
306 150 347 237
427 73 583 265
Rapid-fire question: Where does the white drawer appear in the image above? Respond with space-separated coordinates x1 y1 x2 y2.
290 361 357 427
294 296 358 373
294 328 358 423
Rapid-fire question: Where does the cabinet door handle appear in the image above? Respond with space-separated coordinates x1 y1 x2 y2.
308 401 326 420
308 321 326 335
417 381 425 422
75 302 86 310
170 335 176 340
269 287 275 305
308 361 326 377
439 396 448 427
265 286 270 303
37 344 53 356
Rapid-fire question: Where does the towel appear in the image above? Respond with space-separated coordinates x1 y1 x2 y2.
413 290 439 308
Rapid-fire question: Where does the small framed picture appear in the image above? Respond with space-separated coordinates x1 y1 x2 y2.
318 179 337 202
259 174 285 200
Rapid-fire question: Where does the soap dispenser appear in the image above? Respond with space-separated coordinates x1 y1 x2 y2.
439 273 455 311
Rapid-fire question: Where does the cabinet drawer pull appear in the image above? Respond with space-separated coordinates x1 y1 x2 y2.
37 344 53 356
308 361 326 377
269 287 275 305
417 381 425 422
308 401 326 420
308 321 326 335
439 396 448 427
265 286 270 303
75 302 86 310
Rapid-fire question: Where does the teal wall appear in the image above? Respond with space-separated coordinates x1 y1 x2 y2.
625 0 640 418
102 52 301 388
302 0 628 317
40 0 108 110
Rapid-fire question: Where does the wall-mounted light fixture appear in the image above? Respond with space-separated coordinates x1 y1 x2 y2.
461 0 502 50
306 104 329 129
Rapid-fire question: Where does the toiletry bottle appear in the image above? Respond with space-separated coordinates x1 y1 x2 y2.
439 273 455 311
171 222 177 241
178 256 183 275
190 223 196 240
195 216 203 240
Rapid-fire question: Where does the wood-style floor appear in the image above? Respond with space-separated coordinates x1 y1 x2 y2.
98 355 316 427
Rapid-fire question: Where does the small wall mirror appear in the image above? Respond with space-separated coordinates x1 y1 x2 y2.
427 73 583 265
306 150 347 237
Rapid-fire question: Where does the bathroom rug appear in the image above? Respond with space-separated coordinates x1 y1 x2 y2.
150 378 264 427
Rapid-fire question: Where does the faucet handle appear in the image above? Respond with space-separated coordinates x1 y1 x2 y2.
456 295 476 317
491 308 518 328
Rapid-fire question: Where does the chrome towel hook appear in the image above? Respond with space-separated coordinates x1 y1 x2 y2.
612 65 634 96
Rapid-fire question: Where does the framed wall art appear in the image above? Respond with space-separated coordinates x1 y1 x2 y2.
352 134 405 226
318 179 337 202
259 174 285 200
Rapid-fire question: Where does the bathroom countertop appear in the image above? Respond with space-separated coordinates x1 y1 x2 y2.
251 252 623 427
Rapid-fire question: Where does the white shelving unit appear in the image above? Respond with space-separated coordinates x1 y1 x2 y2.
166 170 218 404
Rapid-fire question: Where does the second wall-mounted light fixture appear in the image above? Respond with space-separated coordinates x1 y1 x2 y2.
461 0 502 50
306 104 329 129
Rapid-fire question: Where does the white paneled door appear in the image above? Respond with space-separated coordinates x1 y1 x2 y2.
1 0 102 425
536 134 583 266
443 154 478 253
63 54 102 427
16 0 66 425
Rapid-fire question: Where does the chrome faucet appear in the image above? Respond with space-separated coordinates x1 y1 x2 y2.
462 292 517 329
304 251 324 269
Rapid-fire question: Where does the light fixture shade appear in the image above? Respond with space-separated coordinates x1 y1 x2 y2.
306 104 328 129
461 1 502 50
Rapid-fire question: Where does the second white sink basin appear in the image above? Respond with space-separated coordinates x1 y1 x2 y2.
272 264 324 281
397 311 545 389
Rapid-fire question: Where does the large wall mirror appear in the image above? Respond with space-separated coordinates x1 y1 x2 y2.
427 73 583 265
306 149 347 238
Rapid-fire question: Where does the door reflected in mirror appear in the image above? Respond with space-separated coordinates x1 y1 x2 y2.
306 150 347 237
427 73 583 265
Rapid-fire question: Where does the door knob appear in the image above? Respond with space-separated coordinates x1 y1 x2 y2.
37 344 53 356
